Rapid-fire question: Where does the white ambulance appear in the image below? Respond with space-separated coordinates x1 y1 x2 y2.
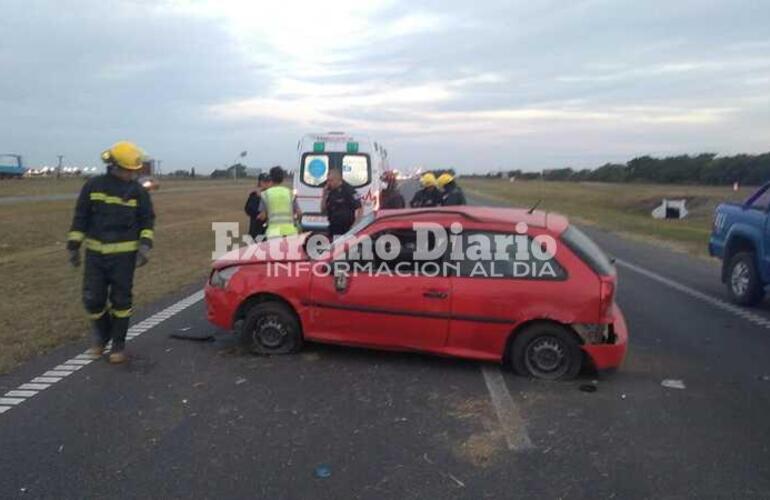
294 132 388 231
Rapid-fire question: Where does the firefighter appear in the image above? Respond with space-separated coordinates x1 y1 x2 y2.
322 166 362 238
379 170 405 209
258 166 301 238
410 172 443 207
67 141 155 364
437 172 466 206
245 173 271 240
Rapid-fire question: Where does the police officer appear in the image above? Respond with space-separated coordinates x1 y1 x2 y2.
437 172 466 206
245 173 271 240
410 173 443 207
379 170 405 209
67 141 155 364
258 166 301 239
322 166 362 238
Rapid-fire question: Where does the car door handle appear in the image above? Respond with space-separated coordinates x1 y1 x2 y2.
423 290 448 299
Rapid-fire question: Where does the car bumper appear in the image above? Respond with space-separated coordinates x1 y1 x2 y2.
581 304 628 371
205 283 238 331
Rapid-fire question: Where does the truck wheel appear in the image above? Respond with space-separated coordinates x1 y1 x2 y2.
241 302 303 355
726 252 765 306
510 323 582 380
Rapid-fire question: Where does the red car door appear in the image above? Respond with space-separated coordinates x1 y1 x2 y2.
307 226 450 350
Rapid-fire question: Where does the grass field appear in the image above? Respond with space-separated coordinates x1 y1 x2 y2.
461 178 753 256
0 176 755 374
0 178 258 374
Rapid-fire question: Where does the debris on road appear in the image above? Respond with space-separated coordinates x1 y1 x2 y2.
661 379 686 390
314 465 332 479
169 329 214 342
235 378 247 385
759 375 770 382
579 384 597 393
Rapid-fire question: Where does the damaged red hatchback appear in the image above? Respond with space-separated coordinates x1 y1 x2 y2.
205 207 628 380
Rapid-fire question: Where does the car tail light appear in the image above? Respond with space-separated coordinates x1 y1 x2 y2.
599 276 615 322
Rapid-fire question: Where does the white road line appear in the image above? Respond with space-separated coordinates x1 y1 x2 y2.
64 359 93 366
6 390 38 398
0 398 25 405
481 365 534 451
53 364 82 372
33 377 61 384
19 384 50 391
615 259 770 329
0 289 205 418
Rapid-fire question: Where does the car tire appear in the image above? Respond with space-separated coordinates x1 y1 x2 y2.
726 252 765 306
241 302 303 355
510 323 582 381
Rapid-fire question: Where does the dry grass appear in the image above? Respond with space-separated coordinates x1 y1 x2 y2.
0 181 256 373
0 177 247 197
462 178 753 256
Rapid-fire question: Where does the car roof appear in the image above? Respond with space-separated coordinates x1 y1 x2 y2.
374 206 569 234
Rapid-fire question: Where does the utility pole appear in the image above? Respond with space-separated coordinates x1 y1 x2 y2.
56 155 63 179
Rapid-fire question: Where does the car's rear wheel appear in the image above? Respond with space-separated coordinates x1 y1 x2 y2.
726 252 764 306
510 323 582 380
241 302 303 355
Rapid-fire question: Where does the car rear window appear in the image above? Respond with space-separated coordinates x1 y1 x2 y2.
560 226 615 276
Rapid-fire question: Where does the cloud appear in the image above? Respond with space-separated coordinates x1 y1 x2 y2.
2 0 770 172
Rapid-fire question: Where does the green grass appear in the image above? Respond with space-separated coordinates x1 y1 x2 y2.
462 178 753 256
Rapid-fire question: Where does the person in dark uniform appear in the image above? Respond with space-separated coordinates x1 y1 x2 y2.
410 173 443 208
245 173 271 240
66 141 155 364
321 166 362 238
379 170 405 209
437 173 466 206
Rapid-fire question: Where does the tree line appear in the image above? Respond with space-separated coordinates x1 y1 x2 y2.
480 152 770 185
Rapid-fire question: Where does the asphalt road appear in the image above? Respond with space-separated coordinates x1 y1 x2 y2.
2 182 770 499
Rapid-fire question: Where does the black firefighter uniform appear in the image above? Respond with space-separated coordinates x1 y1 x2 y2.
67 174 155 352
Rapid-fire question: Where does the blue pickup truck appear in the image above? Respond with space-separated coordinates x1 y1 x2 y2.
0 154 25 178
709 183 770 305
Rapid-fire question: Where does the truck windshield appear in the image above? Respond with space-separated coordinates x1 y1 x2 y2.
300 152 370 188
560 226 616 276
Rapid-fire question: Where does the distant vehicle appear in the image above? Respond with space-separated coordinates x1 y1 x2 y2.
205 206 627 380
710 182 770 305
293 132 388 231
0 154 25 179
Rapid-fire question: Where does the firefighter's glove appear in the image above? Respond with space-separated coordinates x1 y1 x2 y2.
136 244 151 268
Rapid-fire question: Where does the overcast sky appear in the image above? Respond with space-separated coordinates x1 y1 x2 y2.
3 0 770 173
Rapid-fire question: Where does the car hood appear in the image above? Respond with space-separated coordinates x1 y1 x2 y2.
212 233 311 269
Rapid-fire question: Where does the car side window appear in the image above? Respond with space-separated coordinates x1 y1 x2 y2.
450 231 567 281
345 228 444 276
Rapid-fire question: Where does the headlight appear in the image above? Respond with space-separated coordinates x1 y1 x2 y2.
210 266 240 288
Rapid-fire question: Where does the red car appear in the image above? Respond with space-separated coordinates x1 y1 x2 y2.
205 207 628 380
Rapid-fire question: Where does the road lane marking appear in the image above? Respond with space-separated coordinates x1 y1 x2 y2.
0 289 205 418
481 366 534 451
616 259 770 329
33 377 61 384
6 390 38 397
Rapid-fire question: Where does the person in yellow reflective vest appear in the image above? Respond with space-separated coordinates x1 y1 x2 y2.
66 141 155 364
258 166 301 239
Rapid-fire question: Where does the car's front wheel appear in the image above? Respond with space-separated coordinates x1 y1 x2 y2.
726 252 764 306
241 302 303 355
510 323 582 380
